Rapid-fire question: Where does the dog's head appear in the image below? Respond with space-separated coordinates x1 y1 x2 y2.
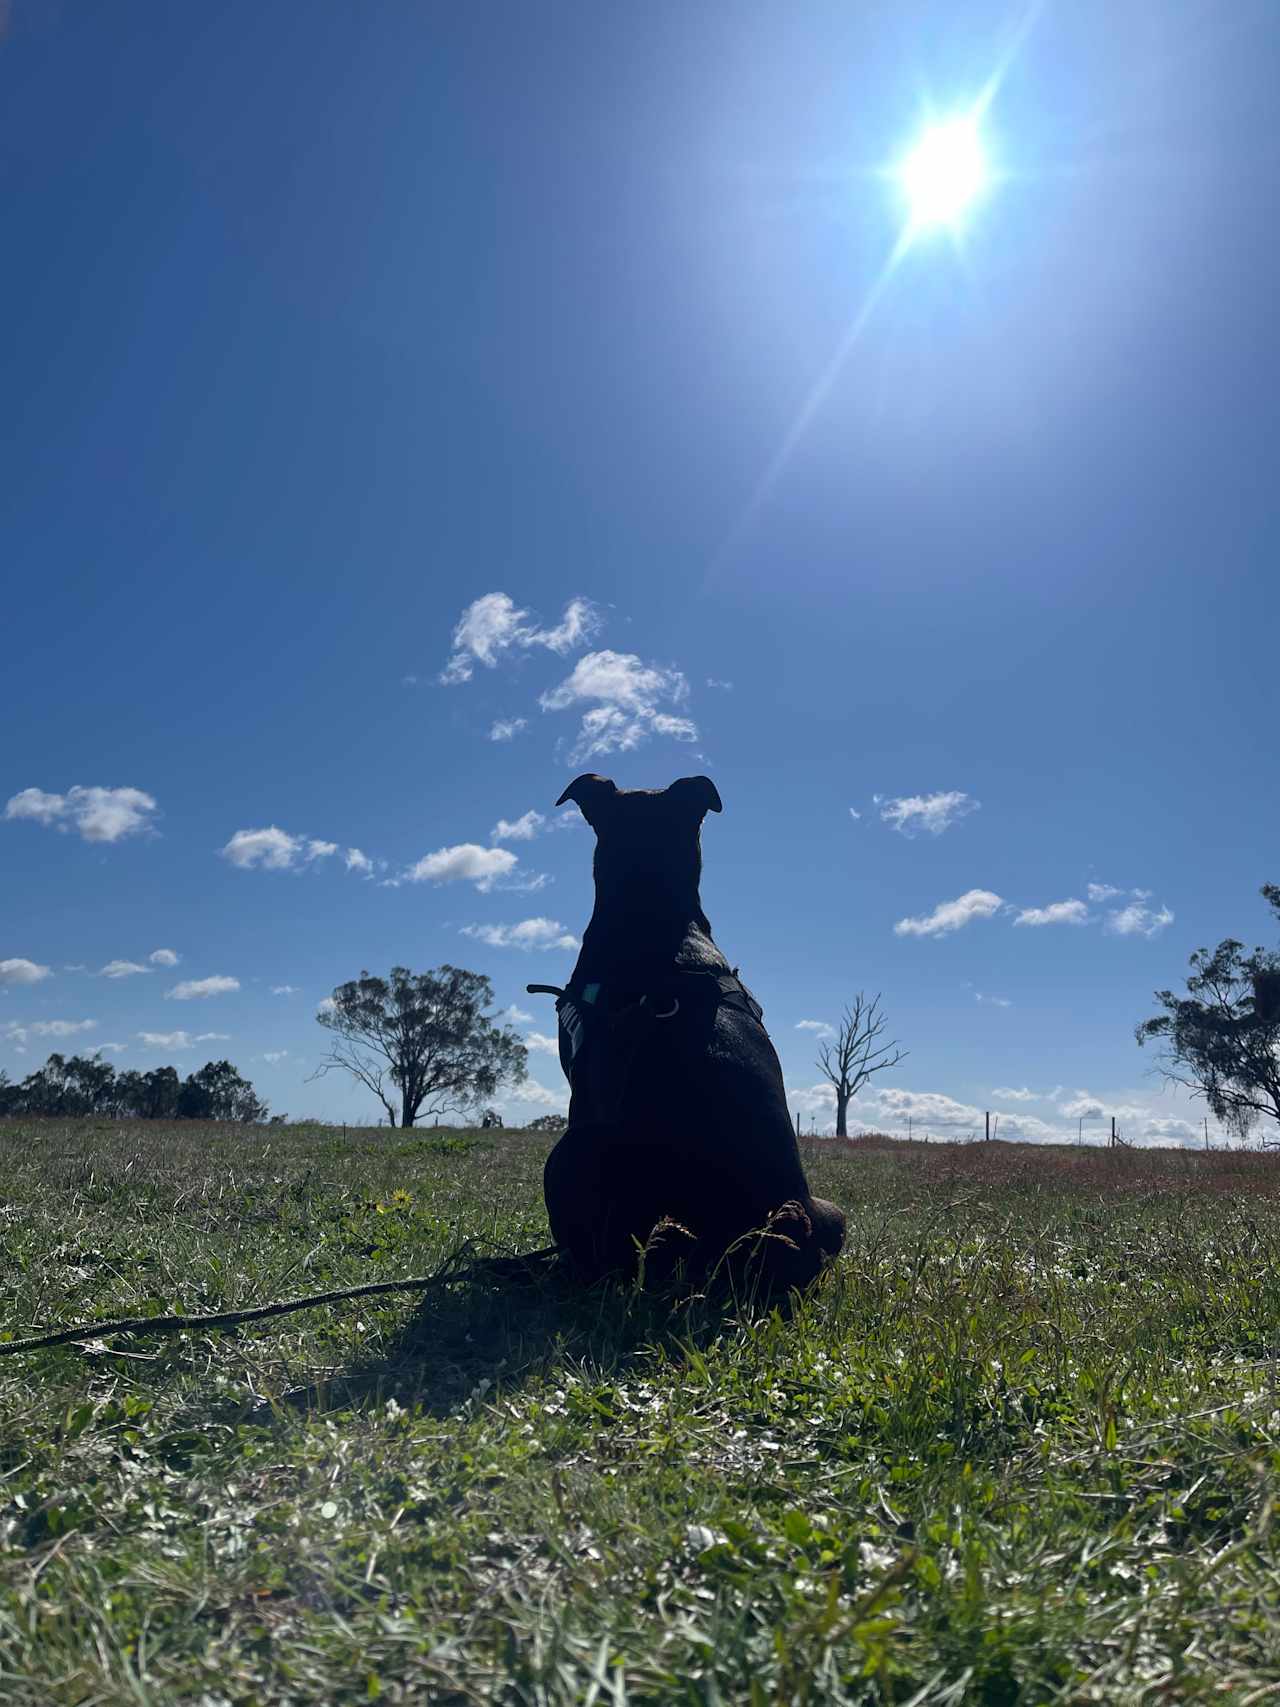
556 774 722 912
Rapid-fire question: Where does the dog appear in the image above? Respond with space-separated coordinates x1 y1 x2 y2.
536 774 846 1290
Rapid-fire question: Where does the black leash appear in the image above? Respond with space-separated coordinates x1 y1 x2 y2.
0 1244 560 1357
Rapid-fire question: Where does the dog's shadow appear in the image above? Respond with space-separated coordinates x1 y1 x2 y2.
234 1233 809 1424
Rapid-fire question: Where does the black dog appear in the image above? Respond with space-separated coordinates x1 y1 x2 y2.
536 774 845 1289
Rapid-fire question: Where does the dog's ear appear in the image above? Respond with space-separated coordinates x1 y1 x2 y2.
555 773 618 826
667 775 723 818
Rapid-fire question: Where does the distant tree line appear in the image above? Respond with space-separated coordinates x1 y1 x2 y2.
0 1054 268 1123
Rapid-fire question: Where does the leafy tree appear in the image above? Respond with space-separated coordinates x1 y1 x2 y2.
815 993 908 1139
525 1112 567 1134
313 964 527 1128
1137 884 1280 1141
178 1060 269 1123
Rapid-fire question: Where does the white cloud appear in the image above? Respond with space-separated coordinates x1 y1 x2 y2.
497 870 551 893
149 948 180 967
649 714 698 742
492 810 545 842
138 1029 230 1051
1105 902 1174 938
0 958 52 985
525 1031 560 1055
166 976 240 1000
345 848 373 875
221 828 349 873
1143 1117 1199 1142
1087 883 1122 903
503 1004 534 1024
489 718 528 742
795 1019 835 1037
94 1042 129 1055
539 649 696 763
975 992 1012 1008
100 960 150 979
848 808 861 821
4 785 159 844
507 1080 569 1111
30 1019 97 1038
262 1050 289 1064
1057 1090 1150 1123
894 889 1003 938
1014 899 1090 928
406 844 518 891
879 791 978 837
222 827 302 870
992 1086 1038 1102
271 985 299 996
706 678 734 691
440 593 600 685
460 918 579 951
316 996 337 1017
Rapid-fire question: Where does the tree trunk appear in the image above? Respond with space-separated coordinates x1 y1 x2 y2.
835 1090 849 1138
399 1106 414 1127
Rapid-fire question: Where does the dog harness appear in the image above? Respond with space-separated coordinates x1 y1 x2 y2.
527 967 765 1118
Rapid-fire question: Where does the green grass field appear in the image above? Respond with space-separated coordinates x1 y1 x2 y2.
3 1119 1280 1704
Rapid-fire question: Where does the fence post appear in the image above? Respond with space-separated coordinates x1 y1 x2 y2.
795 1109 801 1139
985 1110 990 1143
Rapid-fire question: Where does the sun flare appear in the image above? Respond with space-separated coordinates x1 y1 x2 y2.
898 115 988 232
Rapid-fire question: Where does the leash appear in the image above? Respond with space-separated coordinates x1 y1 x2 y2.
0 1243 560 1358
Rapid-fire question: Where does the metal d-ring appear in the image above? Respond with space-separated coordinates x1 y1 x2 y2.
651 997 680 1020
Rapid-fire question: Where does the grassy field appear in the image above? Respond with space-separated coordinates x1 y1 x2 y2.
3 1121 1280 1704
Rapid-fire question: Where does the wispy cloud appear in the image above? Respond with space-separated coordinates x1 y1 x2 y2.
460 918 579 951
99 960 150 979
795 1019 835 1037
166 976 240 1000
0 958 51 986
138 1030 230 1051
1014 899 1090 928
488 718 528 742
539 650 696 764
149 948 180 967
524 1031 559 1055
1105 901 1174 938
221 826 371 875
991 1085 1038 1101
406 845 518 891
894 889 1003 938
4 785 159 844
271 985 299 996
1086 882 1122 903
975 992 1012 1008
29 1019 97 1038
879 791 978 837
492 810 545 842
440 593 600 685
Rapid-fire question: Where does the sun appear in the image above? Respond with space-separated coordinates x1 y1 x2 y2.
897 115 988 233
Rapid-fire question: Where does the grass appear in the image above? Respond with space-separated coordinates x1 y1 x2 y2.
3 1121 1280 1703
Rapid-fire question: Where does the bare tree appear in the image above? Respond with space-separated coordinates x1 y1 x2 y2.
816 992 907 1138
312 965 527 1128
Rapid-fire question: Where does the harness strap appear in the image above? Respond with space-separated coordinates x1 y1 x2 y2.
527 967 766 1122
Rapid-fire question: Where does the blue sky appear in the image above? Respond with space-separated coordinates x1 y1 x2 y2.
3 2 1277 1144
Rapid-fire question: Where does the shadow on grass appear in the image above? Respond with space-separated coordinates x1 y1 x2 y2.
244 1229 812 1424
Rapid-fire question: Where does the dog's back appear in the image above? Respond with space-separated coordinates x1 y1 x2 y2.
540 775 845 1286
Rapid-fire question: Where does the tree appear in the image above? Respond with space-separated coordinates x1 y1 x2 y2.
1137 884 1280 1142
525 1112 567 1134
178 1060 269 1123
816 992 908 1139
313 964 527 1128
